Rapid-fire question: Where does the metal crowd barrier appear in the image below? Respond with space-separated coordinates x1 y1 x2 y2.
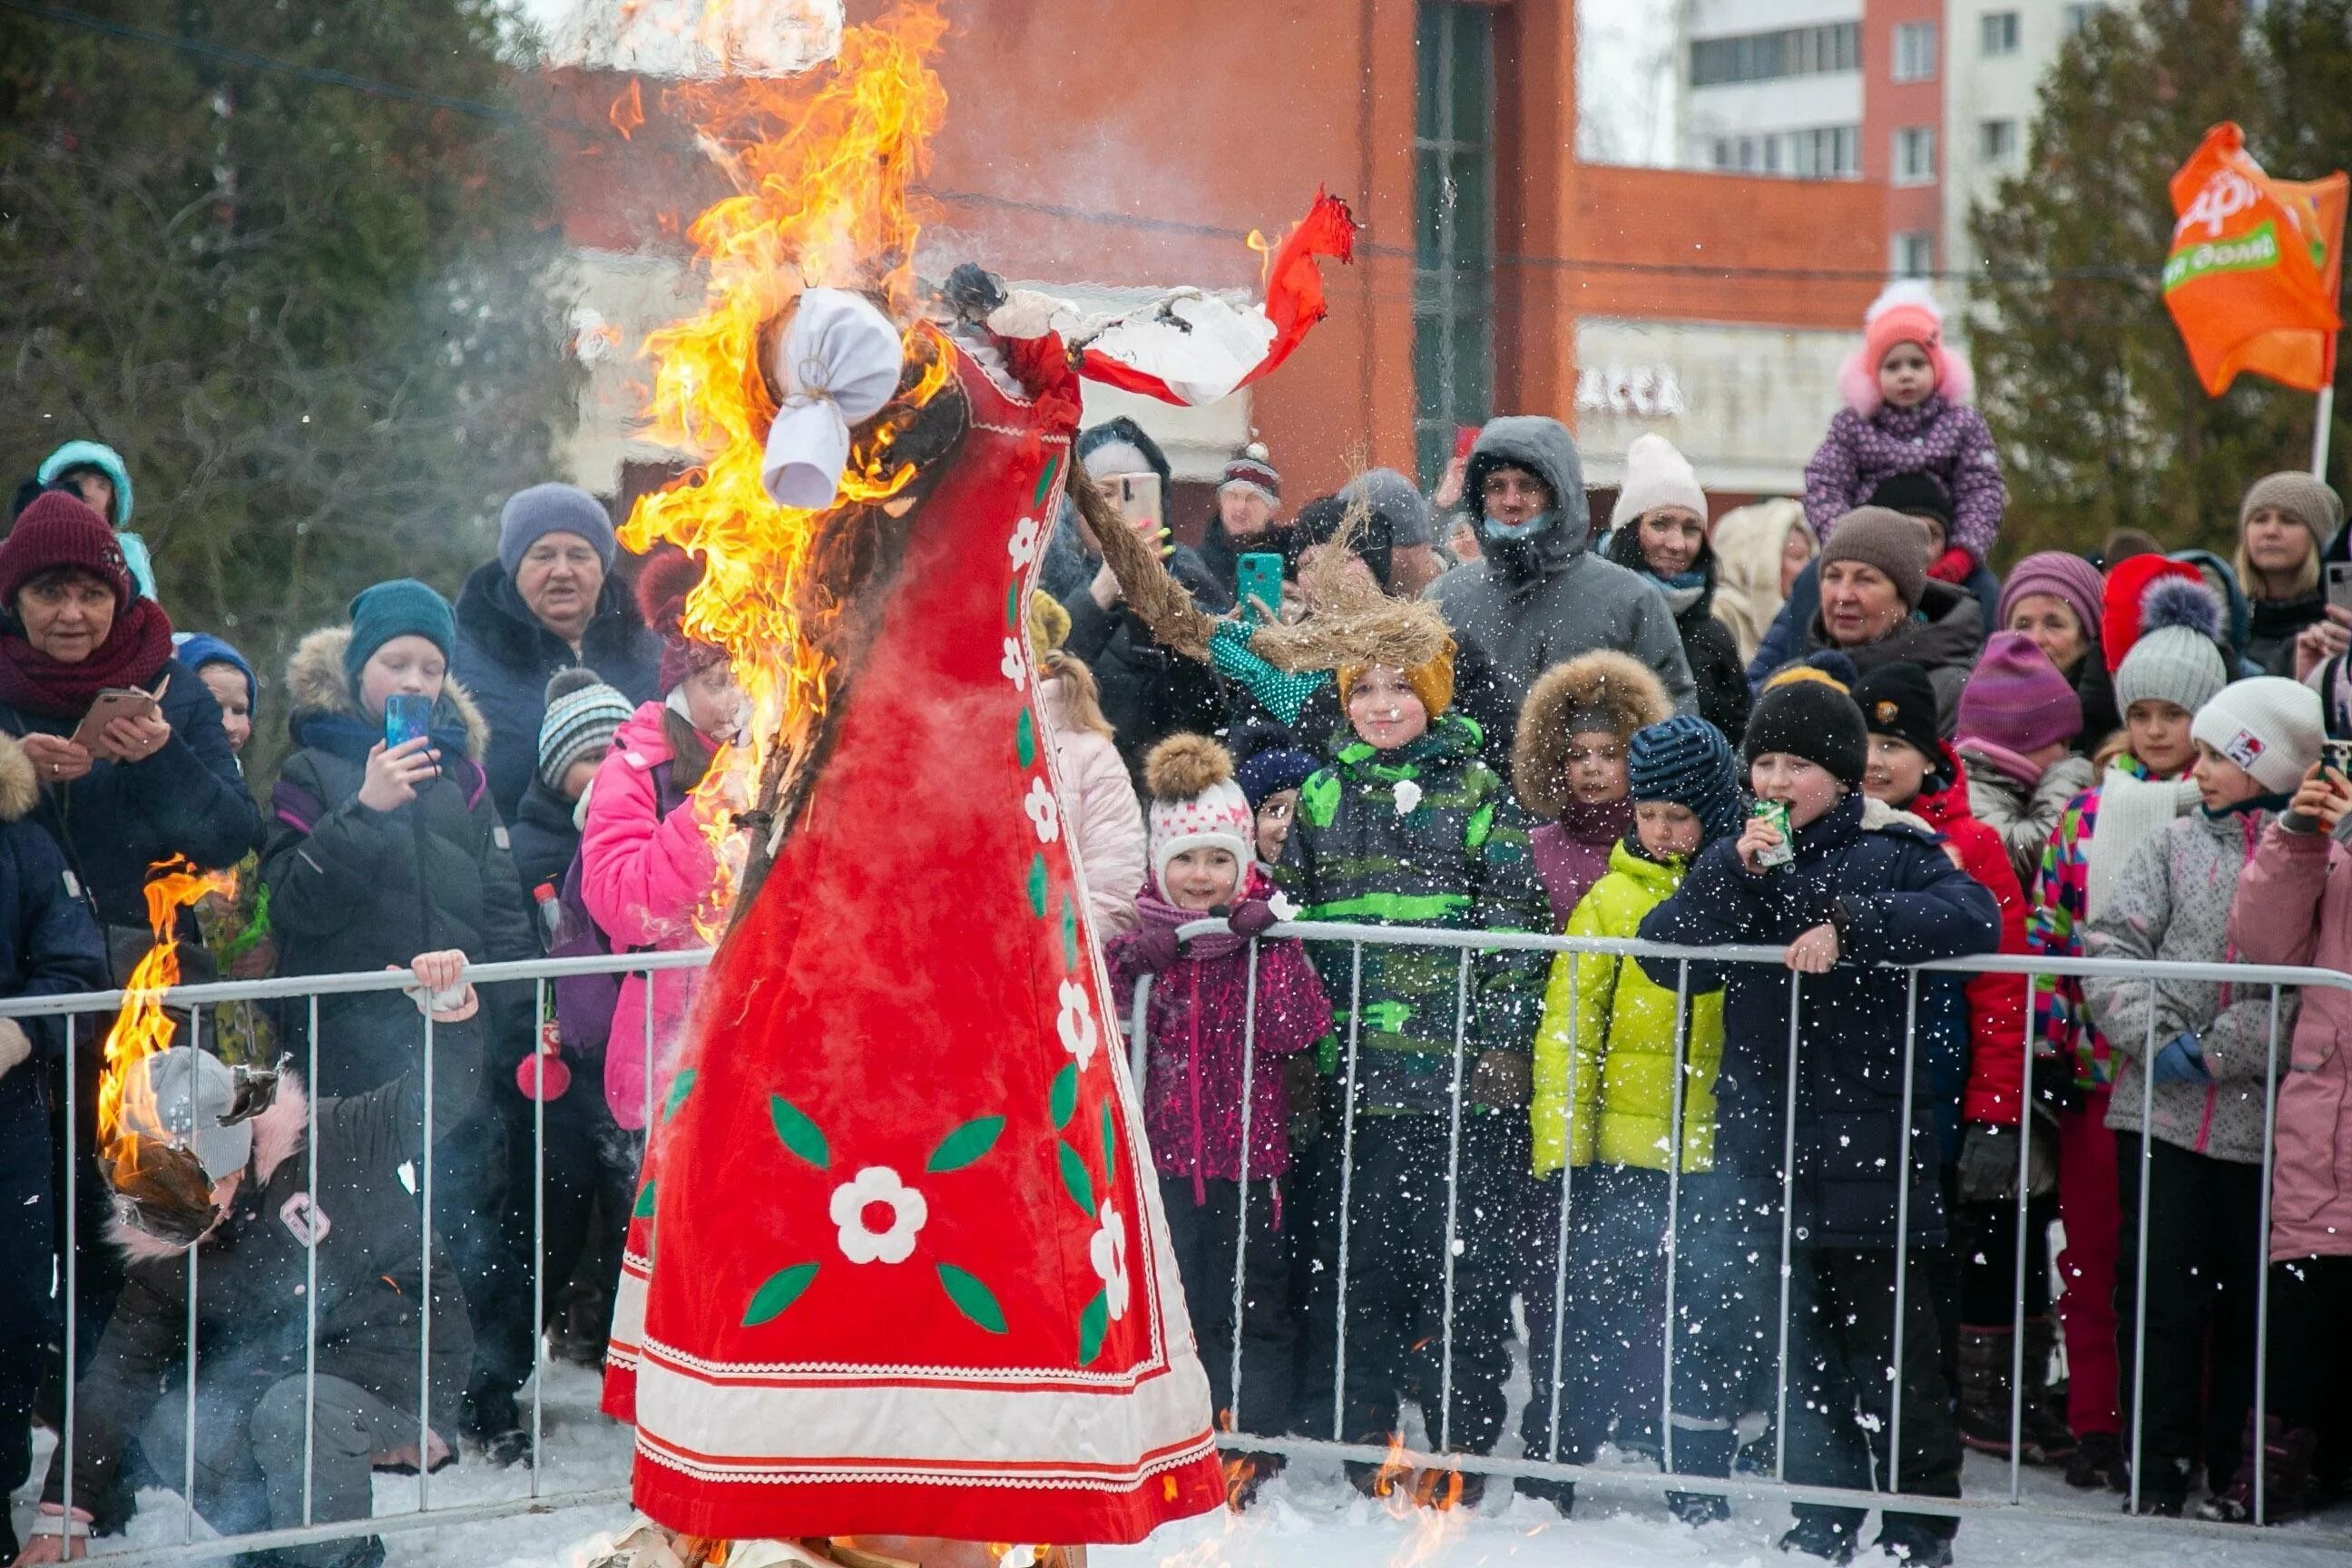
17 929 2352 1561
1146 919 2352 1547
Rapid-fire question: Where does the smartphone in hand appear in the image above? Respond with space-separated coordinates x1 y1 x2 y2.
384 693 435 750
70 686 162 760
1237 552 1285 622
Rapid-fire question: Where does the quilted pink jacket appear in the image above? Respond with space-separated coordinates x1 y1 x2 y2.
1041 674 1147 936
2230 821 2352 1260
581 703 720 1129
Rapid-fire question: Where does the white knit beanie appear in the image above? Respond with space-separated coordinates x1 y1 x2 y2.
1142 734 1255 886
2190 676 2324 795
1609 433 1709 534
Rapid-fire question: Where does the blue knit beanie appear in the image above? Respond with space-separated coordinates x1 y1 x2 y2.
1628 716 1744 845
499 484 617 581
345 579 456 692
1236 745 1319 808
172 632 257 707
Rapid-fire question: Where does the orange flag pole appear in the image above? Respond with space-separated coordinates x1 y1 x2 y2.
2161 122 2347 477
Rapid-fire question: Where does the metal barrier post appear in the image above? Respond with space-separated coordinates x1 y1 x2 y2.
1661 960 1690 1476
61 1011 76 1533
1127 975 1151 1094
2253 985 2282 1526
418 1007 435 1514
303 995 320 1525
531 975 548 1499
1330 942 1363 1444
183 1005 203 1544
1228 937 1261 1435
1435 948 1471 1453
2127 983 2156 1514
1887 968 1920 1492
1544 953 1578 1464
1773 970 1803 1483
2009 981 2036 1504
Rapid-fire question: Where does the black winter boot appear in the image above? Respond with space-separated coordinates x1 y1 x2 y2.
1956 1326 2074 1462
2200 1414 2319 1524
2065 1430 2126 1492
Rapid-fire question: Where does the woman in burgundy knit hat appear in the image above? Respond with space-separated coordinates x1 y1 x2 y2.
0 492 260 1392
0 494 258 939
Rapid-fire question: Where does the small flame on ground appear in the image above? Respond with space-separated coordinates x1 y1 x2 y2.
616 4 950 936
96 858 239 1181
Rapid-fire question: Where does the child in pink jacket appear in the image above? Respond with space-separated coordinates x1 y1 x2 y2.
581 555 740 1129
1032 593 1147 935
1803 282 2006 576
2224 756 2352 1522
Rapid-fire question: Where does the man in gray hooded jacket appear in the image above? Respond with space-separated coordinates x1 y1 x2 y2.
1426 416 1698 720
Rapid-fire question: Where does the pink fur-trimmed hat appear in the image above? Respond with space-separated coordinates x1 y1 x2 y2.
1837 281 1976 416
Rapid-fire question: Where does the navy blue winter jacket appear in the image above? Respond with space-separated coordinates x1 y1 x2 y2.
0 657 260 938
1636 793 2000 1249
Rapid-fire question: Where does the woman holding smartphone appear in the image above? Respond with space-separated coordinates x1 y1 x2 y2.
0 495 258 939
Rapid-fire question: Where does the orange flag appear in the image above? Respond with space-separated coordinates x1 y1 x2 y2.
2163 122 2347 397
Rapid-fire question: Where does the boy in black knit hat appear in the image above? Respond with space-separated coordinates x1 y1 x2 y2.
1637 680 2001 1565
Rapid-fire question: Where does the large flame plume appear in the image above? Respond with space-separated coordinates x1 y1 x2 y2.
616 5 950 932
97 858 240 1195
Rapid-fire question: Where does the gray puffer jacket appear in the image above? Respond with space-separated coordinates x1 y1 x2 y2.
2083 803 2296 1164
1959 750 2095 892
1425 416 1698 721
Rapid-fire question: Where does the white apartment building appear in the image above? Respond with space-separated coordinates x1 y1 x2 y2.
1940 0 2112 277
1681 0 1867 180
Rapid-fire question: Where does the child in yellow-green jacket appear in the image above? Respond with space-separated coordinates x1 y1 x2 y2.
1519 716 1751 1524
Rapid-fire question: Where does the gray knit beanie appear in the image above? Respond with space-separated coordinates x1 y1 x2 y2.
499 483 618 581
1818 506 1929 610
2239 471 2344 556
2114 626 2229 716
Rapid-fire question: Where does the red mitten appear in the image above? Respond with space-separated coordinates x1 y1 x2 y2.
1927 545 1975 584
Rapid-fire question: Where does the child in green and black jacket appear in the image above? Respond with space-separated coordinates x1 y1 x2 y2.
1277 640 1550 1497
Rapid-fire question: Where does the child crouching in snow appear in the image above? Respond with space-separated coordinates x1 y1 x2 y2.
1637 679 1999 1565
1520 715 1749 1524
1106 733 1330 1504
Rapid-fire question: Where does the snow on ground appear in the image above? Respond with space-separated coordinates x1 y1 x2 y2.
16 1360 2351 1568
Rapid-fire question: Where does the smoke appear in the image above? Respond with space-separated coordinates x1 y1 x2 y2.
539 0 846 79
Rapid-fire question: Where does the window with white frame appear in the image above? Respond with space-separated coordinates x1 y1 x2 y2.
1979 118 2018 163
1981 10 2021 54
1891 230 1935 278
1893 126 1936 185
1893 22 1937 82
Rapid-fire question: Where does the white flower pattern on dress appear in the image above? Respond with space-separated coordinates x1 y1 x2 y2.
999 636 1028 693
1090 1201 1131 1320
1393 779 1423 816
1007 514 1043 570
1024 777 1061 843
828 1166 928 1265
1056 978 1098 1071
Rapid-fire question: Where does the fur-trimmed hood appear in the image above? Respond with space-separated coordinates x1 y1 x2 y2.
284 626 489 761
0 732 38 824
108 1073 309 1262
1512 651 1674 819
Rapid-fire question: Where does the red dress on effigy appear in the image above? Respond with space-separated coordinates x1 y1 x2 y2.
601 333 1226 1545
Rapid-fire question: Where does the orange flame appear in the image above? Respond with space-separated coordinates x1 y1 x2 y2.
616 4 950 934
95 858 240 1176
610 79 646 139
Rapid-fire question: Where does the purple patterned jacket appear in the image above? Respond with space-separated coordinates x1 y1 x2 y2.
1803 394 2007 564
1107 874 1334 1200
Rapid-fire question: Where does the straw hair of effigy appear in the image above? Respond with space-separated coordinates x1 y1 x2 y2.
1064 466 1450 676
